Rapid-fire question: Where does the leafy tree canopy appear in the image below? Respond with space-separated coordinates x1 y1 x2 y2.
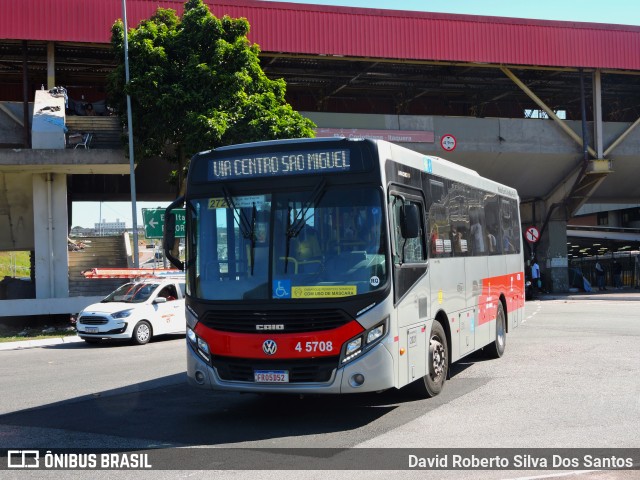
108 0 315 190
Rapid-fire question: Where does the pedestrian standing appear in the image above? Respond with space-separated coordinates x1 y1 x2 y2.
531 259 541 292
595 260 606 291
613 261 622 289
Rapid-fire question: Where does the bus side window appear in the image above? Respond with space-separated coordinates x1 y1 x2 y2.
484 193 502 255
391 195 425 264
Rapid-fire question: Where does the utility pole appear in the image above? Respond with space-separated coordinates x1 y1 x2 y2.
122 0 139 267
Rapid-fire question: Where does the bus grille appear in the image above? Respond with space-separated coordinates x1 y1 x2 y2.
78 316 109 325
200 309 351 333
212 356 338 383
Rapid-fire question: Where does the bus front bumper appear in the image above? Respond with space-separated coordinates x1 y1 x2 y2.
186 340 395 394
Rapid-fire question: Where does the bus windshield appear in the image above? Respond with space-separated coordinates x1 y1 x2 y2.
189 186 387 301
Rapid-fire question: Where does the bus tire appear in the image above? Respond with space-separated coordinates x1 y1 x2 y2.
132 321 152 345
485 302 506 358
408 320 448 398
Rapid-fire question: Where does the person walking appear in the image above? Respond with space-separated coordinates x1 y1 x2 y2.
612 260 622 289
595 260 606 291
531 259 541 294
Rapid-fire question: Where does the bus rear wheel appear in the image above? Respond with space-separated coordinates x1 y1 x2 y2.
485 302 506 358
409 320 448 398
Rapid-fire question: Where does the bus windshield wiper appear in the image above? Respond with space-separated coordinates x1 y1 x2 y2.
283 179 326 273
222 185 257 274
288 178 327 238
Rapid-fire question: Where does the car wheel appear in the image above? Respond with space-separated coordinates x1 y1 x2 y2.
132 321 152 345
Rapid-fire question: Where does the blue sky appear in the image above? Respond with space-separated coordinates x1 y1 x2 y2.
71 0 640 228
264 0 640 25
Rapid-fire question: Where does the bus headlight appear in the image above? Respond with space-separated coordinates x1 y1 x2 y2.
367 324 385 344
187 327 197 344
339 318 388 365
346 338 362 355
187 327 210 362
197 338 210 359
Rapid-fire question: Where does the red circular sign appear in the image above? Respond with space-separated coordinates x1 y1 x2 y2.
525 226 540 243
440 134 457 151
440 133 457 152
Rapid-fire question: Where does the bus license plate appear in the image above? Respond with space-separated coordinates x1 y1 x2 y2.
254 370 289 383
85 327 98 333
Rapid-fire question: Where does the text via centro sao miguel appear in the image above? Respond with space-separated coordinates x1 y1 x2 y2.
210 149 350 179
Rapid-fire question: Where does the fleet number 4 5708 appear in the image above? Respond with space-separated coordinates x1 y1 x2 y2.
294 341 333 353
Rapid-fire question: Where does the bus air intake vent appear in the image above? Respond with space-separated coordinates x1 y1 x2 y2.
200 309 351 333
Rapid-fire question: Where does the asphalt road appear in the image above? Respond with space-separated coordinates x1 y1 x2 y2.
1 293 639 479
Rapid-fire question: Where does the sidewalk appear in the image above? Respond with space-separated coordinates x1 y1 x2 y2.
0 335 84 351
534 287 640 302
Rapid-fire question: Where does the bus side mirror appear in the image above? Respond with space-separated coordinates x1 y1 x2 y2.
163 212 176 251
400 204 420 239
163 196 185 271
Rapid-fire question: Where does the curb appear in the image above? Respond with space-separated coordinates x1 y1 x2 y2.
0 335 84 351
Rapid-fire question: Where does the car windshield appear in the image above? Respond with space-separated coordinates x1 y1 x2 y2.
188 186 387 301
102 282 160 303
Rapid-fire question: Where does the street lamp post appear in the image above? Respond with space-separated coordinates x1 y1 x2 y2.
122 0 139 267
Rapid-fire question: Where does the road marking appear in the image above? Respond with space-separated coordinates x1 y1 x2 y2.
522 302 542 324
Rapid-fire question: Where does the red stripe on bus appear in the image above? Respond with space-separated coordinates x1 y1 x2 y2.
476 271 525 325
195 320 365 359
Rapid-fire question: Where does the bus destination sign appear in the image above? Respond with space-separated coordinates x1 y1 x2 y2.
208 149 351 180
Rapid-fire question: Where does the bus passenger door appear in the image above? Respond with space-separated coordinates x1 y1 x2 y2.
389 190 429 313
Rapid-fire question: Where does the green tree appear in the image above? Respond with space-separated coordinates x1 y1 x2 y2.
108 0 315 193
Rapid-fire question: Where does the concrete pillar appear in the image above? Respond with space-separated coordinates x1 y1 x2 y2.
32 173 69 298
539 219 570 293
592 70 604 159
47 42 56 90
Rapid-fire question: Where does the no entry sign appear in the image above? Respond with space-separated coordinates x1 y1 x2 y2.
525 226 540 243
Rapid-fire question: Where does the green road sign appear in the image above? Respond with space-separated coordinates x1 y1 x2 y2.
142 208 185 239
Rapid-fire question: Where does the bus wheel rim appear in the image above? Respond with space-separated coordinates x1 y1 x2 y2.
430 337 445 379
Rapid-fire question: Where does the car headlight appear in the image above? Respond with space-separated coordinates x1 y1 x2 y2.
340 318 388 365
112 309 133 319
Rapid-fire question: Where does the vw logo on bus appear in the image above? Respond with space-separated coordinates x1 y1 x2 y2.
262 339 278 356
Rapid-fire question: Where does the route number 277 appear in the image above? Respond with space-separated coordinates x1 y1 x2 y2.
295 341 334 353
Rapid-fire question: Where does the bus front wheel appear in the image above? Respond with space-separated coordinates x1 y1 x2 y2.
409 320 449 398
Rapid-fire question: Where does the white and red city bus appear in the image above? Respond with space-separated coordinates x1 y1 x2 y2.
163 137 525 397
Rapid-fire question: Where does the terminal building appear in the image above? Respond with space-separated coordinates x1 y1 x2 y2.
1 0 640 317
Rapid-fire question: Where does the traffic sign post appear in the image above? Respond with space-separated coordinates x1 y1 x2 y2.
142 208 185 239
525 226 540 244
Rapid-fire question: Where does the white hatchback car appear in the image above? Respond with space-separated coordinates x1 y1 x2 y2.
76 278 186 345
